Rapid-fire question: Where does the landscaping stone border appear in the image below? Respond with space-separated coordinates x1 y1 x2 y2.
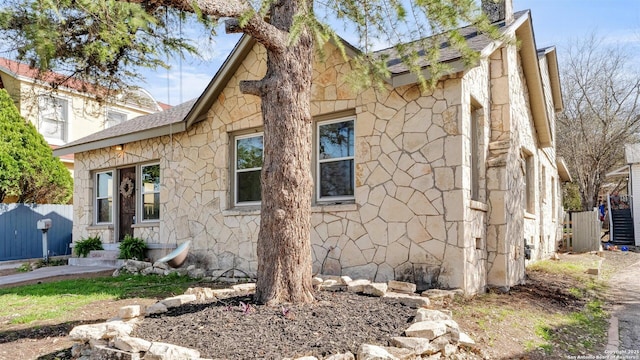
69 268 477 359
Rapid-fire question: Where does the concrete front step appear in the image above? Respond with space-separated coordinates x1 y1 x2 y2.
101 243 120 251
88 250 120 259
68 257 124 268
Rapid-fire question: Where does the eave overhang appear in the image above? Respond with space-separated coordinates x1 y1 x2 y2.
515 16 553 148
556 157 572 182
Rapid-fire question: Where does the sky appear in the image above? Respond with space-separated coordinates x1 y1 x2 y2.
142 0 640 106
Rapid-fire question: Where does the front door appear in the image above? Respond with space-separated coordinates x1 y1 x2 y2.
119 167 136 241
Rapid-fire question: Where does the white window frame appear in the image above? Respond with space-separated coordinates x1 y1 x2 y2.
105 110 127 129
38 95 69 144
234 132 264 206
140 163 161 222
316 117 355 203
95 170 114 224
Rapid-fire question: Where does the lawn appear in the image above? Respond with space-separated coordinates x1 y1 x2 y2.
0 273 196 325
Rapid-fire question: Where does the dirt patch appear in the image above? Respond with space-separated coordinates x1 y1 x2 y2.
1 250 639 360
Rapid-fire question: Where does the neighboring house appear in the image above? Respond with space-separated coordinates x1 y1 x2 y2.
0 58 165 175
54 0 571 294
609 144 640 246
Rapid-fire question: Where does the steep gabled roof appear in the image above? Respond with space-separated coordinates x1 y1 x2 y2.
377 10 529 87
55 9 560 156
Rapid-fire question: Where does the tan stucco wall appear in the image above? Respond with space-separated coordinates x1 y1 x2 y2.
0 75 156 148
0 73 21 105
73 40 563 294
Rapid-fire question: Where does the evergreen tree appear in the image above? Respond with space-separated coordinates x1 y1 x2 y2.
0 89 73 204
0 0 498 304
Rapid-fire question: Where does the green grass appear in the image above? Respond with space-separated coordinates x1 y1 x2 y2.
527 258 594 278
0 273 196 325
524 259 610 356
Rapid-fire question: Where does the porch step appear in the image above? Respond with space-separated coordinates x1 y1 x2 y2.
88 250 119 260
101 243 120 251
68 257 124 268
69 245 123 268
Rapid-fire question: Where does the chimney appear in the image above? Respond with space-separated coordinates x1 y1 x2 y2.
481 0 513 24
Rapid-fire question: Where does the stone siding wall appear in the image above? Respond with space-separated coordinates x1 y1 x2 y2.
73 40 560 294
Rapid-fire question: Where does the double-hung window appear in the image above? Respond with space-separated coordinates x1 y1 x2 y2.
141 164 160 221
39 96 68 143
317 118 355 202
96 171 113 224
235 133 263 205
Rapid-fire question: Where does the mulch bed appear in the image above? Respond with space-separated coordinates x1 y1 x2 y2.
133 291 417 360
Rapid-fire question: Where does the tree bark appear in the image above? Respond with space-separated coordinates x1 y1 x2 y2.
138 0 316 305
252 0 315 304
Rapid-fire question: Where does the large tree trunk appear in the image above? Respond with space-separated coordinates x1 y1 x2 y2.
253 0 315 305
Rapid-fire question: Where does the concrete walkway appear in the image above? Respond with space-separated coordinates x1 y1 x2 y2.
607 260 640 353
0 265 116 287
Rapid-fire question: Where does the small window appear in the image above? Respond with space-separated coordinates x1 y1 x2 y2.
317 118 355 201
540 165 546 202
470 105 481 201
235 133 263 205
523 152 535 214
95 171 113 224
39 96 68 142
106 110 127 129
141 164 160 221
551 176 557 218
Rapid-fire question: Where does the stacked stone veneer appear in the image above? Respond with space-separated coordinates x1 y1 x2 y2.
73 40 563 294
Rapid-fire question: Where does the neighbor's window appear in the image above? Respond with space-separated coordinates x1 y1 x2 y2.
141 164 160 221
317 118 355 201
95 171 113 224
39 96 68 142
105 110 127 129
235 133 263 205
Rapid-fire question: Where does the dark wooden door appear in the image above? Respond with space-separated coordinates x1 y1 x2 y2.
119 167 136 241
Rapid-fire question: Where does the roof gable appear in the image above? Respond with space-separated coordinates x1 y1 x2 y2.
55 8 560 156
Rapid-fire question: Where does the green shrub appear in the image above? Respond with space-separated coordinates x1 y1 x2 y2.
17 262 32 272
74 236 103 257
119 235 148 260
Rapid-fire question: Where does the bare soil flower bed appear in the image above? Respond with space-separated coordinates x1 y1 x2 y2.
134 291 417 359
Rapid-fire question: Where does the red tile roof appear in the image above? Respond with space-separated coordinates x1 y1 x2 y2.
0 57 100 94
157 102 172 111
49 144 74 162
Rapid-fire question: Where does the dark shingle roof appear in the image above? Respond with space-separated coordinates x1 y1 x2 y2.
60 99 197 150
377 10 528 74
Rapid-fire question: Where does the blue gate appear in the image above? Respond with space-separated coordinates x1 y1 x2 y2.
0 204 73 261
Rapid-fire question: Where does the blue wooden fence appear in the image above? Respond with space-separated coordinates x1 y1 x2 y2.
0 204 73 261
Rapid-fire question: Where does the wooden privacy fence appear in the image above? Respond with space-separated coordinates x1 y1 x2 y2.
0 204 73 261
563 210 602 253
